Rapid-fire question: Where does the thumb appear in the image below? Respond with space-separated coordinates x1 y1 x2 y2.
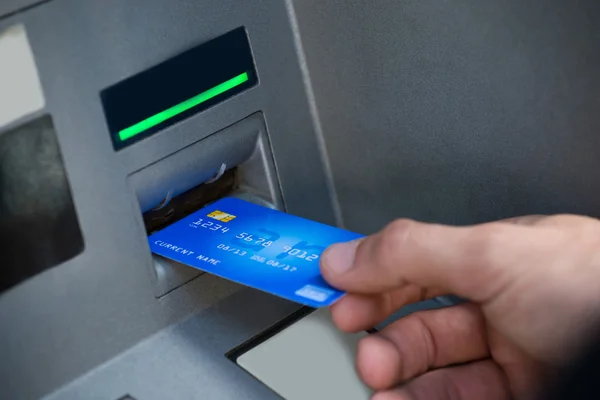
320 219 565 302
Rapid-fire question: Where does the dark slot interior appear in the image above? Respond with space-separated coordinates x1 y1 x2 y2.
143 168 238 235
0 115 84 294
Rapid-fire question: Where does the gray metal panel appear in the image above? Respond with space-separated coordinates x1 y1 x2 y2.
291 0 600 233
0 0 48 19
42 293 441 400
0 1 335 399
43 290 298 400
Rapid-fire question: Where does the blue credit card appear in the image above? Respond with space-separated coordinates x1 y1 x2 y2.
148 197 363 308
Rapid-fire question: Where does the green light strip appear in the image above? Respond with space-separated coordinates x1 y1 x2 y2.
118 72 250 141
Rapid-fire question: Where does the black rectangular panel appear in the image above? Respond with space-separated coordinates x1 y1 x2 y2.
0 116 84 293
100 27 258 150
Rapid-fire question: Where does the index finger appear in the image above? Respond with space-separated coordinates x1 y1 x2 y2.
320 219 565 302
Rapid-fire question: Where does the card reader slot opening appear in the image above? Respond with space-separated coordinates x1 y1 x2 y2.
225 306 316 363
143 168 238 235
141 167 251 299
141 164 280 299
130 113 283 298
226 307 378 364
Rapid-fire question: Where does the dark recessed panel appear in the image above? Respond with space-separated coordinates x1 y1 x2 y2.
0 115 84 293
101 27 258 150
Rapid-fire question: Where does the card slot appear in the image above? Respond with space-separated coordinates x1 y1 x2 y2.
127 113 283 298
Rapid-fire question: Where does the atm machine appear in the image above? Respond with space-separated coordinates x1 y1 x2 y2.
2 1 600 399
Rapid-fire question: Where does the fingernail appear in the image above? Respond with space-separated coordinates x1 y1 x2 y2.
322 240 360 275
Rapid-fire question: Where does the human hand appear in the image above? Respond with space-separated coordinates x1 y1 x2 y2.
320 215 600 400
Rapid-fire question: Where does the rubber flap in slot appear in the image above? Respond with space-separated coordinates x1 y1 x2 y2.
130 114 264 213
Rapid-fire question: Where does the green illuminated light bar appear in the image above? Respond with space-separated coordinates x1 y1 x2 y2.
118 72 249 141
